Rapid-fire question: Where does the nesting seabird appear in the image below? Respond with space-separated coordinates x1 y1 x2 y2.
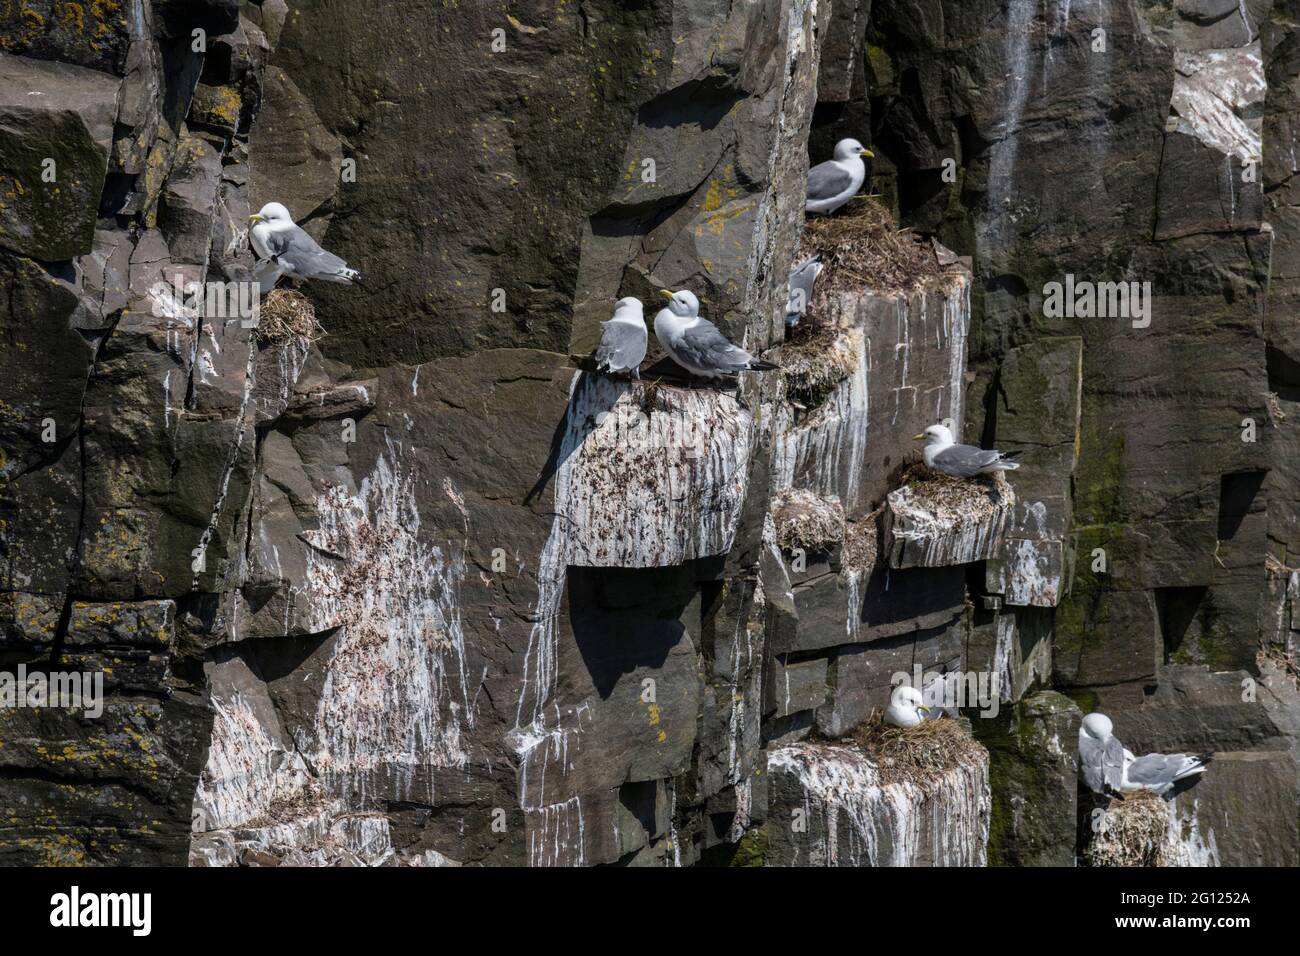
785 253 823 327
884 684 931 728
593 296 647 378
249 202 361 292
806 138 873 215
1079 712 1211 797
915 424 1020 477
653 289 778 380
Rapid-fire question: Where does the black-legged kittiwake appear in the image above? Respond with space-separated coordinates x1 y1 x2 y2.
653 289 778 380
1079 712 1211 797
594 296 647 378
806 138 873 215
785 253 823 327
915 423 1020 477
249 202 360 292
884 684 930 728
1078 712 1127 795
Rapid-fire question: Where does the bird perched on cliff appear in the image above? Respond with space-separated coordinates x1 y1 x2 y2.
248 202 361 293
915 424 1020 477
806 138 874 215
785 253 823 327
593 296 647 379
1078 712 1211 797
653 289 778 381
885 684 931 728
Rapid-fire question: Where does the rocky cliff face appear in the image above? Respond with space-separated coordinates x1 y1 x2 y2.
1 0 1298 867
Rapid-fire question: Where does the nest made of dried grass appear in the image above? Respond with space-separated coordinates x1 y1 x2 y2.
1083 790 1173 867
800 198 944 305
257 288 324 348
847 711 986 787
891 463 1011 525
781 322 860 409
772 489 845 553
840 511 881 573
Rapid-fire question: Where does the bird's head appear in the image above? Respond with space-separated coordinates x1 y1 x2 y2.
660 288 699 317
1081 712 1114 740
834 138 874 161
613 296 643 314
891 684 929 715
249 202 292 224
914 423 954 447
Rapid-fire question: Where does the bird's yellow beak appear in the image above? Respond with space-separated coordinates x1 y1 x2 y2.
860 148 874 158
248 214 263 222
920 705 931 714
913 433 925 441
659 289 674 300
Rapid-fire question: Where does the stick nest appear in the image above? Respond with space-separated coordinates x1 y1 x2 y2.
772 489 844 552
257 289 324 348
1083 790 1174 867
847 712 986 788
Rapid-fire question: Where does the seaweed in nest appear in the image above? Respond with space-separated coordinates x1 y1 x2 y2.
780 322 859 409
257 288 324 348
846 711 986 788
1083 790 1173 867
799 197 945 307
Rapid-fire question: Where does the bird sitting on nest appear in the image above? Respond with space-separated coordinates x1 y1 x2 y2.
884 684 931 728
806 138 874 215
915 423 1020 477
1078 712 1211 797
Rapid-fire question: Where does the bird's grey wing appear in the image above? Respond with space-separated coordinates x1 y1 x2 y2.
266 226 355 280
595 321 646 371
1103 737 1127 791
677 320 753 372
1078 737 1106 793
932 443 1003 477
1125 753 1187 788
807 160 853 201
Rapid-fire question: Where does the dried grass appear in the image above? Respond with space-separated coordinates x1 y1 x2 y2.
800 198 944 306
847 711 986 787
257 288 323 348
840 511 881 573
772 489 844 552
781 322 859 409
891 463 1011 524
1258 640 1300 686
1083 790 1173 867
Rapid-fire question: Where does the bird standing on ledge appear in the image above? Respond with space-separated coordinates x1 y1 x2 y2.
249 202 361 292
653 289 778 381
